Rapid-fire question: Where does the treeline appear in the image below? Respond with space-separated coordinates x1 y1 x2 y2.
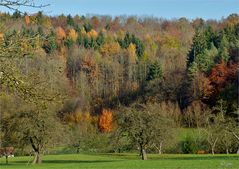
0 12 238 162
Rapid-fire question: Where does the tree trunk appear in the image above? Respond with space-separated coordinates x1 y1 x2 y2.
32 152 42 164
237 148 239 154
30 137 42 164
5 155 8 164
226 148 229 155
211 138 218 155
76 147 80 154
211 146 215 155
139 147 142 156
140 145 147 160
142 149 147 160
159 142 162 155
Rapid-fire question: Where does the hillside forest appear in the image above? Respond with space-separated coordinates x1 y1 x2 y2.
0 11 239 163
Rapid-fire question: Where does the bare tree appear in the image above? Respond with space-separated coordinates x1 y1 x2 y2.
204 113 224 155
0 0 49 12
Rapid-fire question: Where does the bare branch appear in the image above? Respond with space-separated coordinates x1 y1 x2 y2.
232 132 239 141
0 0 49 12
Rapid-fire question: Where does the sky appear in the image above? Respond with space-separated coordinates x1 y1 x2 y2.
0 0 239 20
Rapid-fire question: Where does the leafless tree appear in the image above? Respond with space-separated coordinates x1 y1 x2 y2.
0 0 49 12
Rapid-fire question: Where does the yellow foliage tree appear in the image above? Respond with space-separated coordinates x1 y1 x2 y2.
127 43 137 64
68 28 78 42
63 111 95 124
144 35 158 60
42 18 52 29
84 112 92 123
226 14 239 27
117 30 125 39
100 42 120 56
74 112 83 123
80 29 87 35
159 34 180 49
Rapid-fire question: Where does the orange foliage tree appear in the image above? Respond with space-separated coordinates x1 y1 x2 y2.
81 54 99 80
87 29 98 39
24 15 30 26
56 26 66 42
98 109 113 132
192 72 213 100
0 33 4 40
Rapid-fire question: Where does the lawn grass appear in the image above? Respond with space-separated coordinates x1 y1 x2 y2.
0 153 238 169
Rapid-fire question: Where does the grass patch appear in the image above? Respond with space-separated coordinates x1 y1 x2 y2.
0 153 238 169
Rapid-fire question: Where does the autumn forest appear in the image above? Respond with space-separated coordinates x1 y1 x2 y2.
0 6 239 164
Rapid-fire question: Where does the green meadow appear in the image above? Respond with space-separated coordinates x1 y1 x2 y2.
1 153 239 169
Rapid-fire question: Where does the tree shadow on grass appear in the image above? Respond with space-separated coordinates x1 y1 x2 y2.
44 160 117 164
151 155 239 161
9 159 118 164
90 153 139 159
87 153 239 161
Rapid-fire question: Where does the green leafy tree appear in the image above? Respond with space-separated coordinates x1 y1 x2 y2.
146 61 162 81
43 30 57 53
188 29 207 65
194 43 218 73
118 32 145 58
36 11 44 25
96 32 105 47
67 14 75 26
217 35 230 63
12 11 21 19
83 23 93 33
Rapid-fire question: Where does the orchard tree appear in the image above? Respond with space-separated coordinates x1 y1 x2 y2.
224 112 239 153
1 55 67 164
204 113 223 155
6 102 63 164
116 103 174 160
0 0 49 96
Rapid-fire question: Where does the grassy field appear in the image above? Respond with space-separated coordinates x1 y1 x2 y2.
0 153 239 169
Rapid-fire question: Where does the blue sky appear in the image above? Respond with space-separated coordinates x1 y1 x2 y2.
1 0 239 19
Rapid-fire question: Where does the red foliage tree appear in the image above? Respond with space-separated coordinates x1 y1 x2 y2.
209 61 238 90
209 61 228 90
